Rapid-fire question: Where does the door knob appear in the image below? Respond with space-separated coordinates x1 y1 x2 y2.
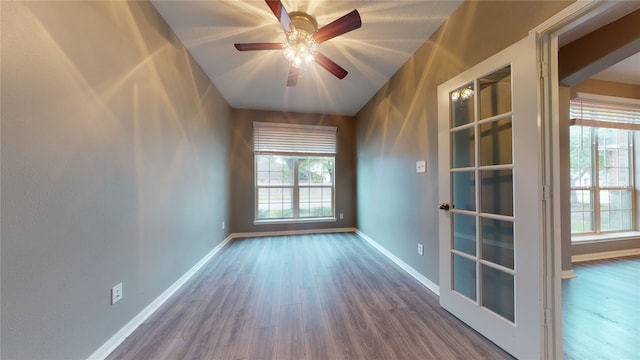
439 203 450 211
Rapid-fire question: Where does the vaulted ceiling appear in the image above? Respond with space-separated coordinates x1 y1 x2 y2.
151 1 640 117
151 1 463 116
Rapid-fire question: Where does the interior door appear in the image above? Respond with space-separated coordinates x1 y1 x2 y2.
438 34 544 359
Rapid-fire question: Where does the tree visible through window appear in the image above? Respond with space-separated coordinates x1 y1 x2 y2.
256 156 334 219
569 126 633 235
253 122 337 221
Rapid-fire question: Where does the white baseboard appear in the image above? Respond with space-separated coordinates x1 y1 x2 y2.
561 270 576 279
88 235 233 360
231 227 357 239
89 228 439 359
355 230 440 296
572 248 640 263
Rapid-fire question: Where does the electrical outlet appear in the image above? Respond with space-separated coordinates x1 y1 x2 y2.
222 221 225 230
111 283 123 305
416 160 426 173
339 213 344 219
418 244 424 256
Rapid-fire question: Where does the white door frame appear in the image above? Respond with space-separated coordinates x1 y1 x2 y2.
533 1 628 358
438 33 544 359
436 1 627 358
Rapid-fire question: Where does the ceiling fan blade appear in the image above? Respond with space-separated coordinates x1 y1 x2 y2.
234 43 284 51
265 0 294 32
314 52 348 80
287 65 299 87
313 9 361 43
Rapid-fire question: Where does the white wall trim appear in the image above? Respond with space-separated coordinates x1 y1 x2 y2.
88 235 233 360
231 227 357 239
561 270 577 279
355 230 440 296
531 0 596 35
572 248 640 263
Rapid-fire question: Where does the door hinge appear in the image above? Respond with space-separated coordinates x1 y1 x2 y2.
541 185 550 201
539 61 547 79
544 308 552 326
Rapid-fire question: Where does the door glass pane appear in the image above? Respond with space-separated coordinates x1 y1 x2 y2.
480 170 513 216
480 118 512 166
479 66 511 120
451 82 475 127
481 265 514 322
452 127 475 168
453 171 476 211
453 254 476 301
453 213 476 256
481 218 514 269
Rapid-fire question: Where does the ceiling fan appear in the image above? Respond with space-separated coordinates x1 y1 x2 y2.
234 0 362 87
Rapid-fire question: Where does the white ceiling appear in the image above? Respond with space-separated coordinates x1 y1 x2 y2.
592 52 640 86
151 1 462 116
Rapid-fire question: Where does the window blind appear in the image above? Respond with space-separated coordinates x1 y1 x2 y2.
570 93 640 130
253 122 337 155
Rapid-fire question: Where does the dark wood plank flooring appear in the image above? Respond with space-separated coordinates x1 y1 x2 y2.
563 255 640 360
107 233 513 359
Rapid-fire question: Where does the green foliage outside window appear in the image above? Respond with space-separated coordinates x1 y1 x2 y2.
569 126 633 235
256 155 334 220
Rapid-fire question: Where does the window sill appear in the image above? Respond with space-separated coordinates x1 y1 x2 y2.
572 231 640 244
253 217 337 225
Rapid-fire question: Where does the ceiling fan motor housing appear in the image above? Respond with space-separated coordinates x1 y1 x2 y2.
234 1 361 85
289 11 318 34
284 11 318 68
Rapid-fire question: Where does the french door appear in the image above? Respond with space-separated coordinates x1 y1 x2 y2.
438 34 544 359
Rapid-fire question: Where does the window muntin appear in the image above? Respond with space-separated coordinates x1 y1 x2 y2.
569 126 634 236
256 156 294 219
253 122 337 222
256 155 334 220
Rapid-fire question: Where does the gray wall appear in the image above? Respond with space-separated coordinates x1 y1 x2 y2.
355 1 572 284
1 1 232 358
230 109 356 234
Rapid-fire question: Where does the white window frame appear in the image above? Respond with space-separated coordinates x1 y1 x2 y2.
569 93 640 240
253 122 337 224
569 126 634 236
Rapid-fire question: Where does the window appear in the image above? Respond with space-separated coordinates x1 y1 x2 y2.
569 94 640 237
569 126 633 234
253 122 336 221
256 156 334 219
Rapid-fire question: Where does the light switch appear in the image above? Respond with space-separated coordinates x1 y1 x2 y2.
416 160 426 173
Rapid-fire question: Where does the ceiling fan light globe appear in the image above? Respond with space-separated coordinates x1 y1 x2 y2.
284 48 296 61
283 25 316 69
304 53 314 65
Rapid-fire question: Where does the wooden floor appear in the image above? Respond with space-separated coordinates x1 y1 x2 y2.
562 255 640 360
108 233 512 359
